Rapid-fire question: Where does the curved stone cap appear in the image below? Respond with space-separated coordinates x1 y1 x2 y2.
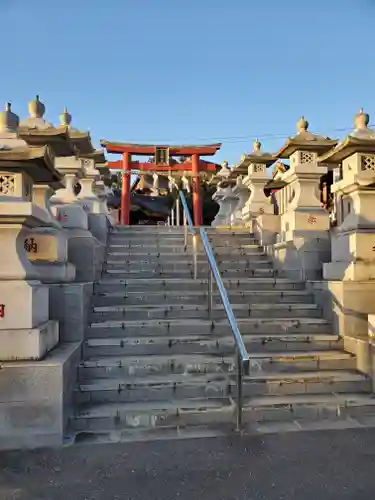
318 109 375 163
0 103 19 133
274 116 338 159
0 145 63 186
17 127 76 157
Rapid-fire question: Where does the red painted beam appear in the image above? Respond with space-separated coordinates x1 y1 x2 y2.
121 153 131 225
107 161 218 172
101 141 221 156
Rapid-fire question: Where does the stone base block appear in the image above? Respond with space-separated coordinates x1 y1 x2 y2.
66 229 104 282
35 262 76 284
0 280 49 330
0 320 59 361
254 214 280 246
88 213 109 246
281 208 329 241
269 234 330 280
49 282 94 342
323 261 375 281
0 342 81 450
310 281 375 338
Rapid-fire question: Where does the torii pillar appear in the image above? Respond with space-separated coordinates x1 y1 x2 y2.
121 152 131 225
192 153 203 226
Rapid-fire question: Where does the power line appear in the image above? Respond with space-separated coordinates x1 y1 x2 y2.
137 124 374 146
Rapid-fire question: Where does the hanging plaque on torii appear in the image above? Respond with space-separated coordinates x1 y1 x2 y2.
100 141 222 226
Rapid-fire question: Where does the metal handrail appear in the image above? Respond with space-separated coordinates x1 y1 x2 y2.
177 190 250 431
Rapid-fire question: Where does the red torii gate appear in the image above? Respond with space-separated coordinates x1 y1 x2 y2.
101 141 222 226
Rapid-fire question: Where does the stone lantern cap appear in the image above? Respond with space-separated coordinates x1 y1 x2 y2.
230 139 275 179
318 109 375 164
57 108 95 156
80 148 106 164
211 161 235 187
17 127 76 157
95 162 109 176
274 116 338 158
0 145 63 186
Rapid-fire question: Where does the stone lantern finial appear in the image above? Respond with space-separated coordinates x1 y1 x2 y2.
253 138 261 152
0 102 20 133
59 107 72 127
28 95 45 118
297 116 309 133
354 108 370 130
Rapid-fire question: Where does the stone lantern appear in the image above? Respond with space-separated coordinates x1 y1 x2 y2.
271 116 338 279
319 109 375 338
0 144 59 359
211 161 238 227
241 139 275 222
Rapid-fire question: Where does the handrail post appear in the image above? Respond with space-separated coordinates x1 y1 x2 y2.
236 350 244 432
207 268 213 319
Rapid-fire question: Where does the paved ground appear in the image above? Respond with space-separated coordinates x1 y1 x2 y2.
1 428 375 500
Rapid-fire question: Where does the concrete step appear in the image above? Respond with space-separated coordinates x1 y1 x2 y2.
106 245 263 255
242 393 375 423
247 350 356 373
95 277 307 293
75 373 230 404
88 317 331 337
70 393 375 435
102 268 287 279
90 303 322 322
79 353 235 379
70 398 233 433
82 347 354 372
82 333 341 360
104 258 272 268
75 370 370 406
243 370 371 397
92 289 314 307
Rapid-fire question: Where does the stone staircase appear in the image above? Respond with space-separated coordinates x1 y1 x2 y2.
70 226 375 443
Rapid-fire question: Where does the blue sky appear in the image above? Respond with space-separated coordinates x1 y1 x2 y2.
1 0 375 165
